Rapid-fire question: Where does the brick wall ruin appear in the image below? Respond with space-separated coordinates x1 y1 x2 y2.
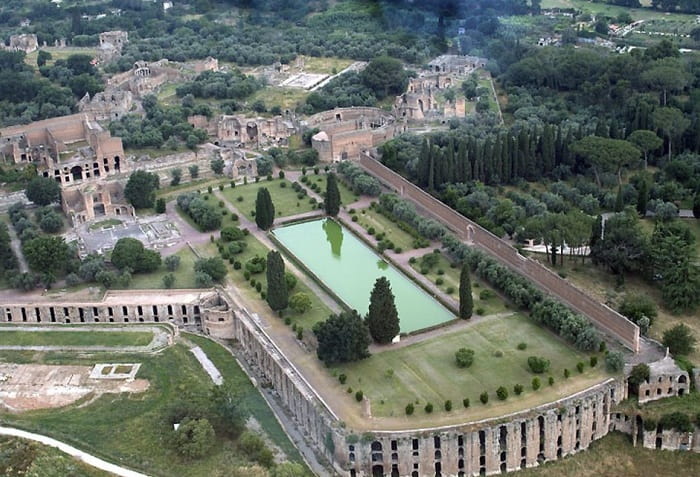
306 108 403 162
358 153 640 353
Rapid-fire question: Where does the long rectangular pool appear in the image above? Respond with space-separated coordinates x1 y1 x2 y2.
273 219 455 333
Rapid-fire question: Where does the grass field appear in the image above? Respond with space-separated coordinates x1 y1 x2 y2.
518 432 700 477
249 87 309 111
222 232 334 331
118 247 199 290
353 206 421 252
301 173 360 207
0 330 153 347
221 178 318 221
527 252 700 364
24 47 99 69
540 0 697 21
0 436 110 477
410 251 509 315
333 314 608 420
298 56 354 74
0 341 305 476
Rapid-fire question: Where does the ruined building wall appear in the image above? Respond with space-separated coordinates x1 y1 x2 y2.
342 379 622 477
358 153 640 352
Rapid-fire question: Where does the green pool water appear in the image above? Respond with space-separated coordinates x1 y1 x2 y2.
274 219 455 333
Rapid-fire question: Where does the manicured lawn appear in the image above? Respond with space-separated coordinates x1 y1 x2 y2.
336 178 361 207
88 218 123 231
353 206 422 252
333 314 608 420
299 56 354 74
120 247 199 290
516 432 700 477
0 330 153 347
0 343 304 476
300 173 359 207
221 178 318 221
223 232 334 331
410 251 509 315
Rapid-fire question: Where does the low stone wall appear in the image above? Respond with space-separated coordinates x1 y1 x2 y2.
357 154 640 353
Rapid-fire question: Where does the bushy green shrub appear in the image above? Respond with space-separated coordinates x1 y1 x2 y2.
548 376 555 386
405 403 414 415
590 356 598 367
564 368 571 378
455 348 475 368
424 402 433 413
463 398 470 408
532 377 541 391
517 342 527 350
444 400 452 411
355 390 364 402
514 384 524 395
480 392 489 404
576 362 585 373
527 356 550 374
496 386 508 400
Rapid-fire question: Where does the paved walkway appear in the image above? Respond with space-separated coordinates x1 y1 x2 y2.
0 426 150 477
159 200 216 256
189 346 223 385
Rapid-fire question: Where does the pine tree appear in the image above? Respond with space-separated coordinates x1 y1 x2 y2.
459 264 473 319
325 173 341 216
255 188 275 230
366 277 400 343
266 251 288 311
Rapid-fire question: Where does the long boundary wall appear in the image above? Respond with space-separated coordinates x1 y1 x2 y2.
357 154 640 353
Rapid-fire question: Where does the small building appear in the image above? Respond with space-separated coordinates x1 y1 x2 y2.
629 354 690 404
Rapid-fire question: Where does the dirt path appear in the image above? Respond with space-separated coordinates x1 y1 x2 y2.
0 426 150 477
6 222 28 273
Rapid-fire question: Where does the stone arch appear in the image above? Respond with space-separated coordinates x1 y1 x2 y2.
418 99 424 113
371 441 383 452
678 375 687 384
372 465 384 477
70 165 83 181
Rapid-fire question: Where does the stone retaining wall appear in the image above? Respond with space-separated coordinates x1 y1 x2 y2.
357 153 640 353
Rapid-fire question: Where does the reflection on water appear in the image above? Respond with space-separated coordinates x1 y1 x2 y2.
376 259 388 270
323 218 344 257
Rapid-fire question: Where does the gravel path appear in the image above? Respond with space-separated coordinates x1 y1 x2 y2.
189 346 223 385
0 426 150 477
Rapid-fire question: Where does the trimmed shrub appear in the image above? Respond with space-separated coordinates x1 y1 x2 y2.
517 342 527 350
514 384 524 395
355 390 364 402
480 392 489 404
446 286 455 294
435 278 444 286
527 356 551 374
564 368 571 379
463 398 470 408
493 350 503 358
405 403 414 415
532 377 541 391
444 400 452 412
496 386 508 400
576 362 585 373
548 376 555 386
455 348 475 368
424 402 434 413
590 356 598 367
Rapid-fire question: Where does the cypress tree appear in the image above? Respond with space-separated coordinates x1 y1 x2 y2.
614 185 624 212
255 188 275 230
266 251 288 311
418 139 430 187
636 179 649 216
366 277 400 344
459 264 473 319
693 192 700 219
590 215 603 255
325 173 341 216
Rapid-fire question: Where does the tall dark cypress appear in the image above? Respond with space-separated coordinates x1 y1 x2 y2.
266 251 288 311
636 179 649 216
255 187 275 230
457 139 467 182
459 264 473 319
366 277 400 344
418 139 431 187
325 173 341 216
